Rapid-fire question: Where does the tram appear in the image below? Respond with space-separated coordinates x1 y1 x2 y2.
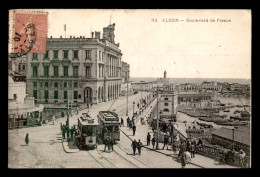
76 113 99 150
97 111 120 143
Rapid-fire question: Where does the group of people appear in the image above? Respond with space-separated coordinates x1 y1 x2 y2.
61 122 76 141
131 139 143 156
104 136 114 152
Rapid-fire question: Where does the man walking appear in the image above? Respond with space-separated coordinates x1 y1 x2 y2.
152 136 156 149
132 124 136 136
162 133 169 150
121 118 124 127
190 143 195 158
137 139 143 156
25 133 29 145
127 117 130 127
147 132 151 146
131 139 138 155
104 136 110 152
181 153 187 168
110 137 114 152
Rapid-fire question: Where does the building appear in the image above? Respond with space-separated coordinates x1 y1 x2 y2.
211 126 250 155
179 83 200 92
26 23 123 106
178 92 213 108
8 56 27 82
8 75 44 129
121 61 130 82
200 81 222 92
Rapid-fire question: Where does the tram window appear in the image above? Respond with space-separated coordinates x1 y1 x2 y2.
82 126 87 134
114 126 119 132
106 126 113 132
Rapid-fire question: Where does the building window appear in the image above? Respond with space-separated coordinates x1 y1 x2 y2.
86 66 91 77
73 66 78 77
74 82 78 88
164 97 168 101
64 82 67 88
33 82 37 88
23 65 25 70
86 50 91 59
45 82 48 87
164 103 169 106
32 53 38 59
33 90 37 99
32 66 38 76
64 91 67 99
54 50 58 59
44 50 49 59
18 65 21 71
78 94 81 99
73 50 78 59
54 90 58 99
74 91 78 99
99 51 101 60
63 50 69 59
44 66 49 77
44 90 49 99
54 82 58 88
54 66 59 77
63 66 68 76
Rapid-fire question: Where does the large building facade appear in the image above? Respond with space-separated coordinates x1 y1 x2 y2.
26 23 123 105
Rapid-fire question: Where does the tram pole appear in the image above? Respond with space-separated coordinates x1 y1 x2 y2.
156 86 160 150
126 79 129 116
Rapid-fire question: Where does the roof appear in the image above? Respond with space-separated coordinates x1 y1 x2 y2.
211 127 250 146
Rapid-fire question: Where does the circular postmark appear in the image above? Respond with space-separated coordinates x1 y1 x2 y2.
10 17 37 58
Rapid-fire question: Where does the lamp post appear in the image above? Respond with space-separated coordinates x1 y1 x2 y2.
133 101 135 116
156 86 160 150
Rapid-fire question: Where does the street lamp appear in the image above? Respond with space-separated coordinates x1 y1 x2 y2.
133 101 135 116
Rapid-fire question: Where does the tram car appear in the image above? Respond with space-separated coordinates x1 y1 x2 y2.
76 113 99 150
97 111 120 143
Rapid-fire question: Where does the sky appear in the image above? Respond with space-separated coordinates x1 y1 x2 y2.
39 9 251 79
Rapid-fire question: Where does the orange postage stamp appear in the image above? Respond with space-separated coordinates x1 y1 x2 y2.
10 11 48 58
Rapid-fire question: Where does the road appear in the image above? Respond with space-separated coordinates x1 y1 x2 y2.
8 92 198 168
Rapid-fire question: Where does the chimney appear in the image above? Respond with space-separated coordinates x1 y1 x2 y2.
73 36 75 38
80 36 82 38
70 36 72 38
95 31 100 39
50 36 52 38
60 36 62 38
91 32 94 38
83 36 85 38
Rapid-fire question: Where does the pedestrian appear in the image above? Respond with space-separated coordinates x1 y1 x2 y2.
152 136 156 149
87 103 89 109
186 140 191 152
197 137 203 147
181 153 187 168
137 139 143 156
104 136 110 152
90 103 92 109
162 133 169 150
132 124 136 136
127 117 130 127
62 126 65 139
52 115 56 125
129 121 133 130
121 118 124 127
147 132 151 146
190 143 195 158
110 136 114 152
60 123 62 132
25 133 29 145
131 139 138 155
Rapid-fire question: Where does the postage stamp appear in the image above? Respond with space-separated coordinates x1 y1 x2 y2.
9 11 48 58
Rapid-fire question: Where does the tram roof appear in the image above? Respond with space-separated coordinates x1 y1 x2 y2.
78 113 99 125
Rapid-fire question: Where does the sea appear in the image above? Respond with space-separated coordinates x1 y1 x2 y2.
130 77 251 85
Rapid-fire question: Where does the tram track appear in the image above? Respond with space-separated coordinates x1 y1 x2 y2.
115 144 150 168
87 150 105 168
112 148 140 168
95 149 117 168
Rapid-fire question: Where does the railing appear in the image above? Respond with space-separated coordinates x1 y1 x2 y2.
195 144 250 167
